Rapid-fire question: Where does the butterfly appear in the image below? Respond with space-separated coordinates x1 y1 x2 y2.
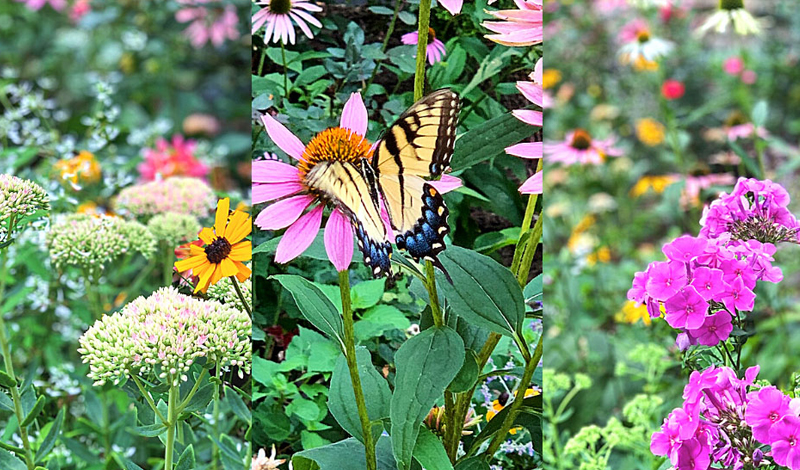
306 89 460 279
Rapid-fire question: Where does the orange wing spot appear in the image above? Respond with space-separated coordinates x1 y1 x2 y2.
429 187 438 196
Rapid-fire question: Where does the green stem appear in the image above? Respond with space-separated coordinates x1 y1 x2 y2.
231 276 252 315
516 213 543 287
414 0 433 101
511 194 539 276
424 261 444 327
485 334 542 457
177 368 208 412
211 366 221 470
131 375 168 424
443 391 457 463
280 40 289 97
338 271 377 470
164 384 179 470
163 242 174 287
257 43 268 76
0 250 35 470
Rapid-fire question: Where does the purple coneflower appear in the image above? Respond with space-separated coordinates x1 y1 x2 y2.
401 28 447 65
482 0 543 47
506 59 543 194
252 0 323 44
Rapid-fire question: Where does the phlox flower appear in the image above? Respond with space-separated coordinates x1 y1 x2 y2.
696 0 761 37
693 311 732 346
482 0 543 47
663 285 707 330
745 386 794 443
688 267 725 301
14 0 65 11
720 276 755 313
255 92 460 272
769 416 800 469
176 0 240 48
138 135 209 182
676 439 711 470
401 29 447 65
618 19 673 65
645 260 687 301
663 235 708 264
544 129 622 166
252 0 323 44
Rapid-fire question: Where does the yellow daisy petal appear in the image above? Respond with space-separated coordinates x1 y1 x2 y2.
175 255 208 272
229 241 252 262
233 260 251 281
199 227 216 245
214 198 230 239
225 211 252 244
195 263 216 293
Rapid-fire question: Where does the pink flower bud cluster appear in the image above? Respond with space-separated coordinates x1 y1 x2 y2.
78 287 251 387
114 177 215 220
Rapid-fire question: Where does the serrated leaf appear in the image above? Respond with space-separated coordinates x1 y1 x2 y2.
272 275 345 350
328 347 390 444
390 327 465 470
435 246 525 337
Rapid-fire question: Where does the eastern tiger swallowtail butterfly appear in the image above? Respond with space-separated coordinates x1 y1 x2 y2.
297 89 460 279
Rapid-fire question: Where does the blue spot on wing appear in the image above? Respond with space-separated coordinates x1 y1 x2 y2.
354 221 392 278
395 183 450 270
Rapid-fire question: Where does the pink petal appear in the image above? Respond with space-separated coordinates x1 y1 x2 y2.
252 181 304 204
439 0 463 15
429 174 462 193
340 92 368 137
533 58 543 84
513 109 542 127
379 198 395 240
324 208 354 272
517 81 543 107
506 142 543 159
252 160 301 184
255 194 315 230
519 172 543 195
261 114 306 161
401 31 418 45
274 205 324 264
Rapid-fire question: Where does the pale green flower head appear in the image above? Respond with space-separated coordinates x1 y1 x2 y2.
563 425 602 456
48 214 156 276
0 174 50 240
78 287 252 387
206 275 251 313
146 211 201 246
543 368 572 395
622 393 664 427
114 177 215 220
574 373 593 390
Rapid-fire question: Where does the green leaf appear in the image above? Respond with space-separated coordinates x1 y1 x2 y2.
35 408 64 463
272 275 345 350
181 384 214 414
368 5 394 14
451 112 538 172
752 100 769 128
300 430 329 450
226 387 251 425
448 350 479 393
412 427 453 470
328 347 391 444
129 423 166 437
455 457 490 470
0 449 27 470
436 246 525 337
354 305 411 341
351 279 386 310
524 275 543 306
0 371 16 388
287 397 321 422
118 459 145 470
0 392 12 411
461 49 521 97
472 228 520 254
390 326 465 470
21 395 45 427
292 436 398 470
397 11 416 25
175 445 196 470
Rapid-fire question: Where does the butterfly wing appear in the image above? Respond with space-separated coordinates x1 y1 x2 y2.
372 89 460 272
304 160 392 277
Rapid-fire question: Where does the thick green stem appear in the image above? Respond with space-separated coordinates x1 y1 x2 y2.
231 276 252 315
0 251 35 470
424 261 444 327
163 242 174 287
414 0 433 101
516 214 543 287
511 160 543 278
164 384 179 470
338 271 377 470
485 334 542 457
211 366 221 470
443 391 457 462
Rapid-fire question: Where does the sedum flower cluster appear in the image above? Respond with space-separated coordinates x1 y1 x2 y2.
146 211 201 246
0 174 50 238
48 214 156 275
114 176 215 220
629 178 794 349
652 365 800 470
78 287 251 387
206 275 251 313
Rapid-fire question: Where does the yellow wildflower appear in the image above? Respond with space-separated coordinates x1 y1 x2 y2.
636 118 666 146
54 151 101 188
616 300 652 325
542 69 561 89
630 175 676 197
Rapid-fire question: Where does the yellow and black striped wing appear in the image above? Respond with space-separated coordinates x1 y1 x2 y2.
304 160 392 277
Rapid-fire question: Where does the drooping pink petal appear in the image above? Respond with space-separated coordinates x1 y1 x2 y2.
274 205 324 264
324 209 354 272
513 109 543 127
252 181 305 204
519 172 543 194
261 114 306 161
506 142 543 159
429 174 462 194
439 0 463 15
401 31 418 45
533 58 543 84
340 93 368 137
517 81 543 107
255 194 315 230
252 160 301 184
379 199 395 240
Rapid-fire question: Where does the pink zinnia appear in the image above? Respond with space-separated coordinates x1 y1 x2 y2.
252 0 323 44
482 0 543 47
723 56 744 75
401 29 447 65
14 0 65 11
176 0 240 48
506 59 543 194
544 129 622 166
254 93 459 271
138 135 209 182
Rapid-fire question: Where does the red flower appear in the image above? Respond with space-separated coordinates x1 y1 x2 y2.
661 79 685 100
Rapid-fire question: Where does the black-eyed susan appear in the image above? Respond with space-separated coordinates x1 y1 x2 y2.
486 388 541 435
175 198 251 293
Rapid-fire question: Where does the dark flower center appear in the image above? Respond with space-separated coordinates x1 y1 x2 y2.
719 0 744 11
725 111 748 127
570 129 593 150
636 30 650 43
269 0 293 15
205 237 232 264
427 27 436 45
